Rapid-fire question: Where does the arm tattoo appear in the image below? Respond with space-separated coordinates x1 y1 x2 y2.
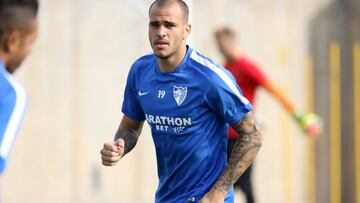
213 112 263 194
114 127 140 157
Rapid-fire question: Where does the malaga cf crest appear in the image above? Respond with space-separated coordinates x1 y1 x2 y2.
173 86 187 106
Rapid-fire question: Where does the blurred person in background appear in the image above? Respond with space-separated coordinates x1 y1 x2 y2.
215 26 322 203
0 0 39 176
100 0 263 202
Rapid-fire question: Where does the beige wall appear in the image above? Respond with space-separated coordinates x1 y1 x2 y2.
1 0 329 203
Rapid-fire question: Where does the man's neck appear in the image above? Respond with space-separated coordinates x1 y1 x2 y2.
158 45 187 72
227 49 243 63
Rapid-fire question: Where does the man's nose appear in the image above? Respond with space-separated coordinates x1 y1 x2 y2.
157 26 166 37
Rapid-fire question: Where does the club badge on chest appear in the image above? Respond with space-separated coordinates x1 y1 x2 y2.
173 86 187 106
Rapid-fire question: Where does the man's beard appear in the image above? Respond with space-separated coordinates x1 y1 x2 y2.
154 49 176 60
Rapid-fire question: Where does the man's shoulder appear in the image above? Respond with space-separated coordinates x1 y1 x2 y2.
189 50 223 72
0 76 19 107
132 52 156 68
188 50 234 83
237 56 260 70
0 71 15 96
126 53 156 78
0 70 26 104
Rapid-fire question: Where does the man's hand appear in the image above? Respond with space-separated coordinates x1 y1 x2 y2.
100 139 125 166
199 188 226 203
293 112 323 137
101 116 143 166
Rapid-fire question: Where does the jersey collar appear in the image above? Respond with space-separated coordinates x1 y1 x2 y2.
155 45 193 76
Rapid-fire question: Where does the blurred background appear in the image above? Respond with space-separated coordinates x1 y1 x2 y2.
1 0 359 202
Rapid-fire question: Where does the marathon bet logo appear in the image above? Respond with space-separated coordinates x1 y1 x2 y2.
145 114 192 133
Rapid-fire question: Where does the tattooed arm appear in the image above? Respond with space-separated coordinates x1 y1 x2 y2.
101 115 144 166
114 115 144 156
200 112 262 202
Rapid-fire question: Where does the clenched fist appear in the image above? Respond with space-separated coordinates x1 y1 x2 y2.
100 139 125 166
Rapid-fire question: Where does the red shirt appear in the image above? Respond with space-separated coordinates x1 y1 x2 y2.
225 57 268 139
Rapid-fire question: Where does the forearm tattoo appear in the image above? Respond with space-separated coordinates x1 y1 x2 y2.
213 112 263 194
114 127 140 157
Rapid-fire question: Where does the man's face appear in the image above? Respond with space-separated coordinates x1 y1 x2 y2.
6 19 38 73
148 4 190 59
216 35 235 60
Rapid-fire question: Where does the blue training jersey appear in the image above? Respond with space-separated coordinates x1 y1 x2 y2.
0 60 27 175
122 47 253 203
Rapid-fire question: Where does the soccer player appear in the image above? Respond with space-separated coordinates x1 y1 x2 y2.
0 0 39 175
215 26 322 203
100 0 263 202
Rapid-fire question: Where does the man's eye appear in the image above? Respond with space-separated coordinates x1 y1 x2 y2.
165 24 176 28
150 23 159 27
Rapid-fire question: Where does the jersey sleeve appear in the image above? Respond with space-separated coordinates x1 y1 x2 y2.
204 66 253 125
121 64 146 122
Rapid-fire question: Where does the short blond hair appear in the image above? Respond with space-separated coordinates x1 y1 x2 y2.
215 26 236 39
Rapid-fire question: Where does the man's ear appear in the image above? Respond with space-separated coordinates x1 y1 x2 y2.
2 31 21 53
183 24 192 39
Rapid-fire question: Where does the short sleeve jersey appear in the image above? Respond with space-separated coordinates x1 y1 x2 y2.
225 57 268 140
224 57 268 104
122 47 253 203
0 60 27 175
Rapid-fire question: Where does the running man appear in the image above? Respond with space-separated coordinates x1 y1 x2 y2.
215 26 322 203
100 0 263 202
0 0 39 175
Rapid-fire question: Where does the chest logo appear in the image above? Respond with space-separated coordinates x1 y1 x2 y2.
138 91 149 96
173 86 187 106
